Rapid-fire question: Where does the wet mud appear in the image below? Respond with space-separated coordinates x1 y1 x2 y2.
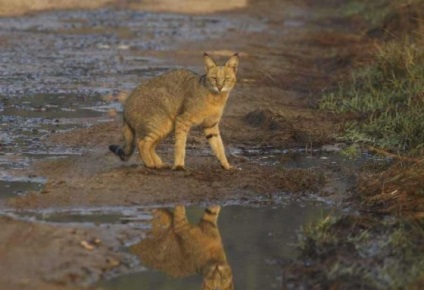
0 1 353 289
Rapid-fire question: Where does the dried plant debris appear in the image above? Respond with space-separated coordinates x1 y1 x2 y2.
283 215 424 290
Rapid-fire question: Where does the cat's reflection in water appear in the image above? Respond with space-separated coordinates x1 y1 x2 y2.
130 205 234 290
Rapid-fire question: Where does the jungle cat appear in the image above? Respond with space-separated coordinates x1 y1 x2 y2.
109 53 239 170
131 205 234 290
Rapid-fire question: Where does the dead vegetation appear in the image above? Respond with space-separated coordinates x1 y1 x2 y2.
357 158 424 219
284 215 424 290
284 1 424 289
318 0 424 214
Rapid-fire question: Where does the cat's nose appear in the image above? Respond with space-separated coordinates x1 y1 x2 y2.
217 83 224 91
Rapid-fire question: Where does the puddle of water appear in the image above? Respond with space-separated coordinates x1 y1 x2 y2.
0 187 332 289
231 146 382 197
93 202 329 290
0 179 44 198
0 202 329 289
42 212 126 224
0 114 87 165
37 210 151 227
0 206 152 228
1 93 104 119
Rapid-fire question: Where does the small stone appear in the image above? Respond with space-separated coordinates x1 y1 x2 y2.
80 240 95 251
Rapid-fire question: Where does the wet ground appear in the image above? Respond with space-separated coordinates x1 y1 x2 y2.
0 1 353 289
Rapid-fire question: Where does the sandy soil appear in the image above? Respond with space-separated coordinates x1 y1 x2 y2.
0 215 141 290
0 1 351 289
0 0 247 16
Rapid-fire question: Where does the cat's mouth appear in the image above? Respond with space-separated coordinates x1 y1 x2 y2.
212 86 231 93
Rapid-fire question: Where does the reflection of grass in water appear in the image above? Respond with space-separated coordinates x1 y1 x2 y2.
293 215 424 289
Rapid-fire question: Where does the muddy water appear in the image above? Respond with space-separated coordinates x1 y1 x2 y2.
0 179 44 198
2 202 329 290
98 203 328 290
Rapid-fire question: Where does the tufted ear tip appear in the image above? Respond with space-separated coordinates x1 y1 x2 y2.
225 53 240 72
203 53 217 72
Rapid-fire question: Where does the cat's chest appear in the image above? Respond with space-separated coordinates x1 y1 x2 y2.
186 100 223 125
196 104 224 126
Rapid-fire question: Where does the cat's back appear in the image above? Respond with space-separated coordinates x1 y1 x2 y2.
149 69 198 86
130 69 199 98
124 69 200 118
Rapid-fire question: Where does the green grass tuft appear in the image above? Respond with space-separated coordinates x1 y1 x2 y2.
320 25 424 154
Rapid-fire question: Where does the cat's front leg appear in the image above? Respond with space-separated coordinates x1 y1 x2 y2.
173 116 192 170
203 124 232 170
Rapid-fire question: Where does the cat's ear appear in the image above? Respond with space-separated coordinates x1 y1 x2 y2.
204 52 217 72
225 53 239 73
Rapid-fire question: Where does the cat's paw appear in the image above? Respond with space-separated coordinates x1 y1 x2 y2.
175 205 186 214
172 165 186 171
206 205 221 214
155 163 171 169
221 163 235 170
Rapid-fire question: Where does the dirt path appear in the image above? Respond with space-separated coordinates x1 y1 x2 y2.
3 0 339 210
0 1 348 289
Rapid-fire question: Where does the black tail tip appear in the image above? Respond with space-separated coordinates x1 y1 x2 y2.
109 145 128 161
109 144 118 152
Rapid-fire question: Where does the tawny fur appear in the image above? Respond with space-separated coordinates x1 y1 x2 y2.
131 206 234 290
109 53 239 170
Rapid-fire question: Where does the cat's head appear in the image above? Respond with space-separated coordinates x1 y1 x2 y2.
202 261 234 290
204 53 239 94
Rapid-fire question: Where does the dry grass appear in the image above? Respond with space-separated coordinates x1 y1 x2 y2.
285 214 424 290
357 158 424 219
282 2 424 289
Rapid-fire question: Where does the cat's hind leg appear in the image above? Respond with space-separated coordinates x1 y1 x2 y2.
137 135 156 168
149 121 173 169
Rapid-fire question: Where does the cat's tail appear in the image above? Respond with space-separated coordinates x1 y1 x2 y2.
109 120 135 161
